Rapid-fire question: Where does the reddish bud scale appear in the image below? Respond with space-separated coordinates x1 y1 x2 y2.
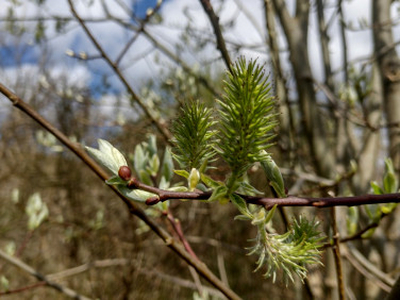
146 197 161 205
118 166 132 181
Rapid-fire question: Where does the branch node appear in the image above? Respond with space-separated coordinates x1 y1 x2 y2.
127 177 140 189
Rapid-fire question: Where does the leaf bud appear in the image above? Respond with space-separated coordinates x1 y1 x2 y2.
146 196 161 205
118 166 132 181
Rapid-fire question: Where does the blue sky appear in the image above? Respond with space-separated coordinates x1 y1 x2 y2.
1 0 399 128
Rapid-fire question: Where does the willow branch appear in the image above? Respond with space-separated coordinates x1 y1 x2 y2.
0 82 240 300
165 209 199 260
130 176 400 208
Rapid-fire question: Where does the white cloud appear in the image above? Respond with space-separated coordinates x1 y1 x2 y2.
0 0 392 105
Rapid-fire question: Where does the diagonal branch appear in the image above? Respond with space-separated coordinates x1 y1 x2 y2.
199 0 232 73
0 249 92 300
67 0 172 141
114 0 163 66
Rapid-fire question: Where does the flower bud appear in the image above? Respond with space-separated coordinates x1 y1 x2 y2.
118 166 132 181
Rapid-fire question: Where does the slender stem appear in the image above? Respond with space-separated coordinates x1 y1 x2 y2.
330 208 346 300
15 230 34 257
165 209 199 261
165 209 204 296
199 0 233 73
0 82 241 300
251 194 400 208
0 282 47 296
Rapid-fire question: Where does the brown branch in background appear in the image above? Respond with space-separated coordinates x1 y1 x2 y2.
344 245 395 291
199 0 233 73
114 0 163 66
0 249 92 300
15 230 34 258
67 0 172 142
339 222 379 244
0 282 47 297
46 258 224 298
0 82 241 300
165 209 199 261
342 247 392 293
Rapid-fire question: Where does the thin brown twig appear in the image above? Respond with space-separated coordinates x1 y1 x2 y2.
199 0 232 73
140 28 220 97
0 249 92 300
0 282 47 296
330 208 346 300
114 0 163 66
67 0 172 142
15 230 34 257
0 82 241 300
165 209 199 261
125 176 400 208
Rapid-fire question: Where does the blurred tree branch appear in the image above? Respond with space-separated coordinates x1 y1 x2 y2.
67 0 172 141
0 249 92 300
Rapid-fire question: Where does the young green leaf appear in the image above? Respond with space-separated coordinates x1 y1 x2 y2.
188 168 200 191
174 169 190 179
370 181 384 195
346 207 359 235
200 173 224 189
161 148 174 182
205 185 228 203
230 193 252 218
383 159 398 193
260 153 286 198
85 139 128 176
